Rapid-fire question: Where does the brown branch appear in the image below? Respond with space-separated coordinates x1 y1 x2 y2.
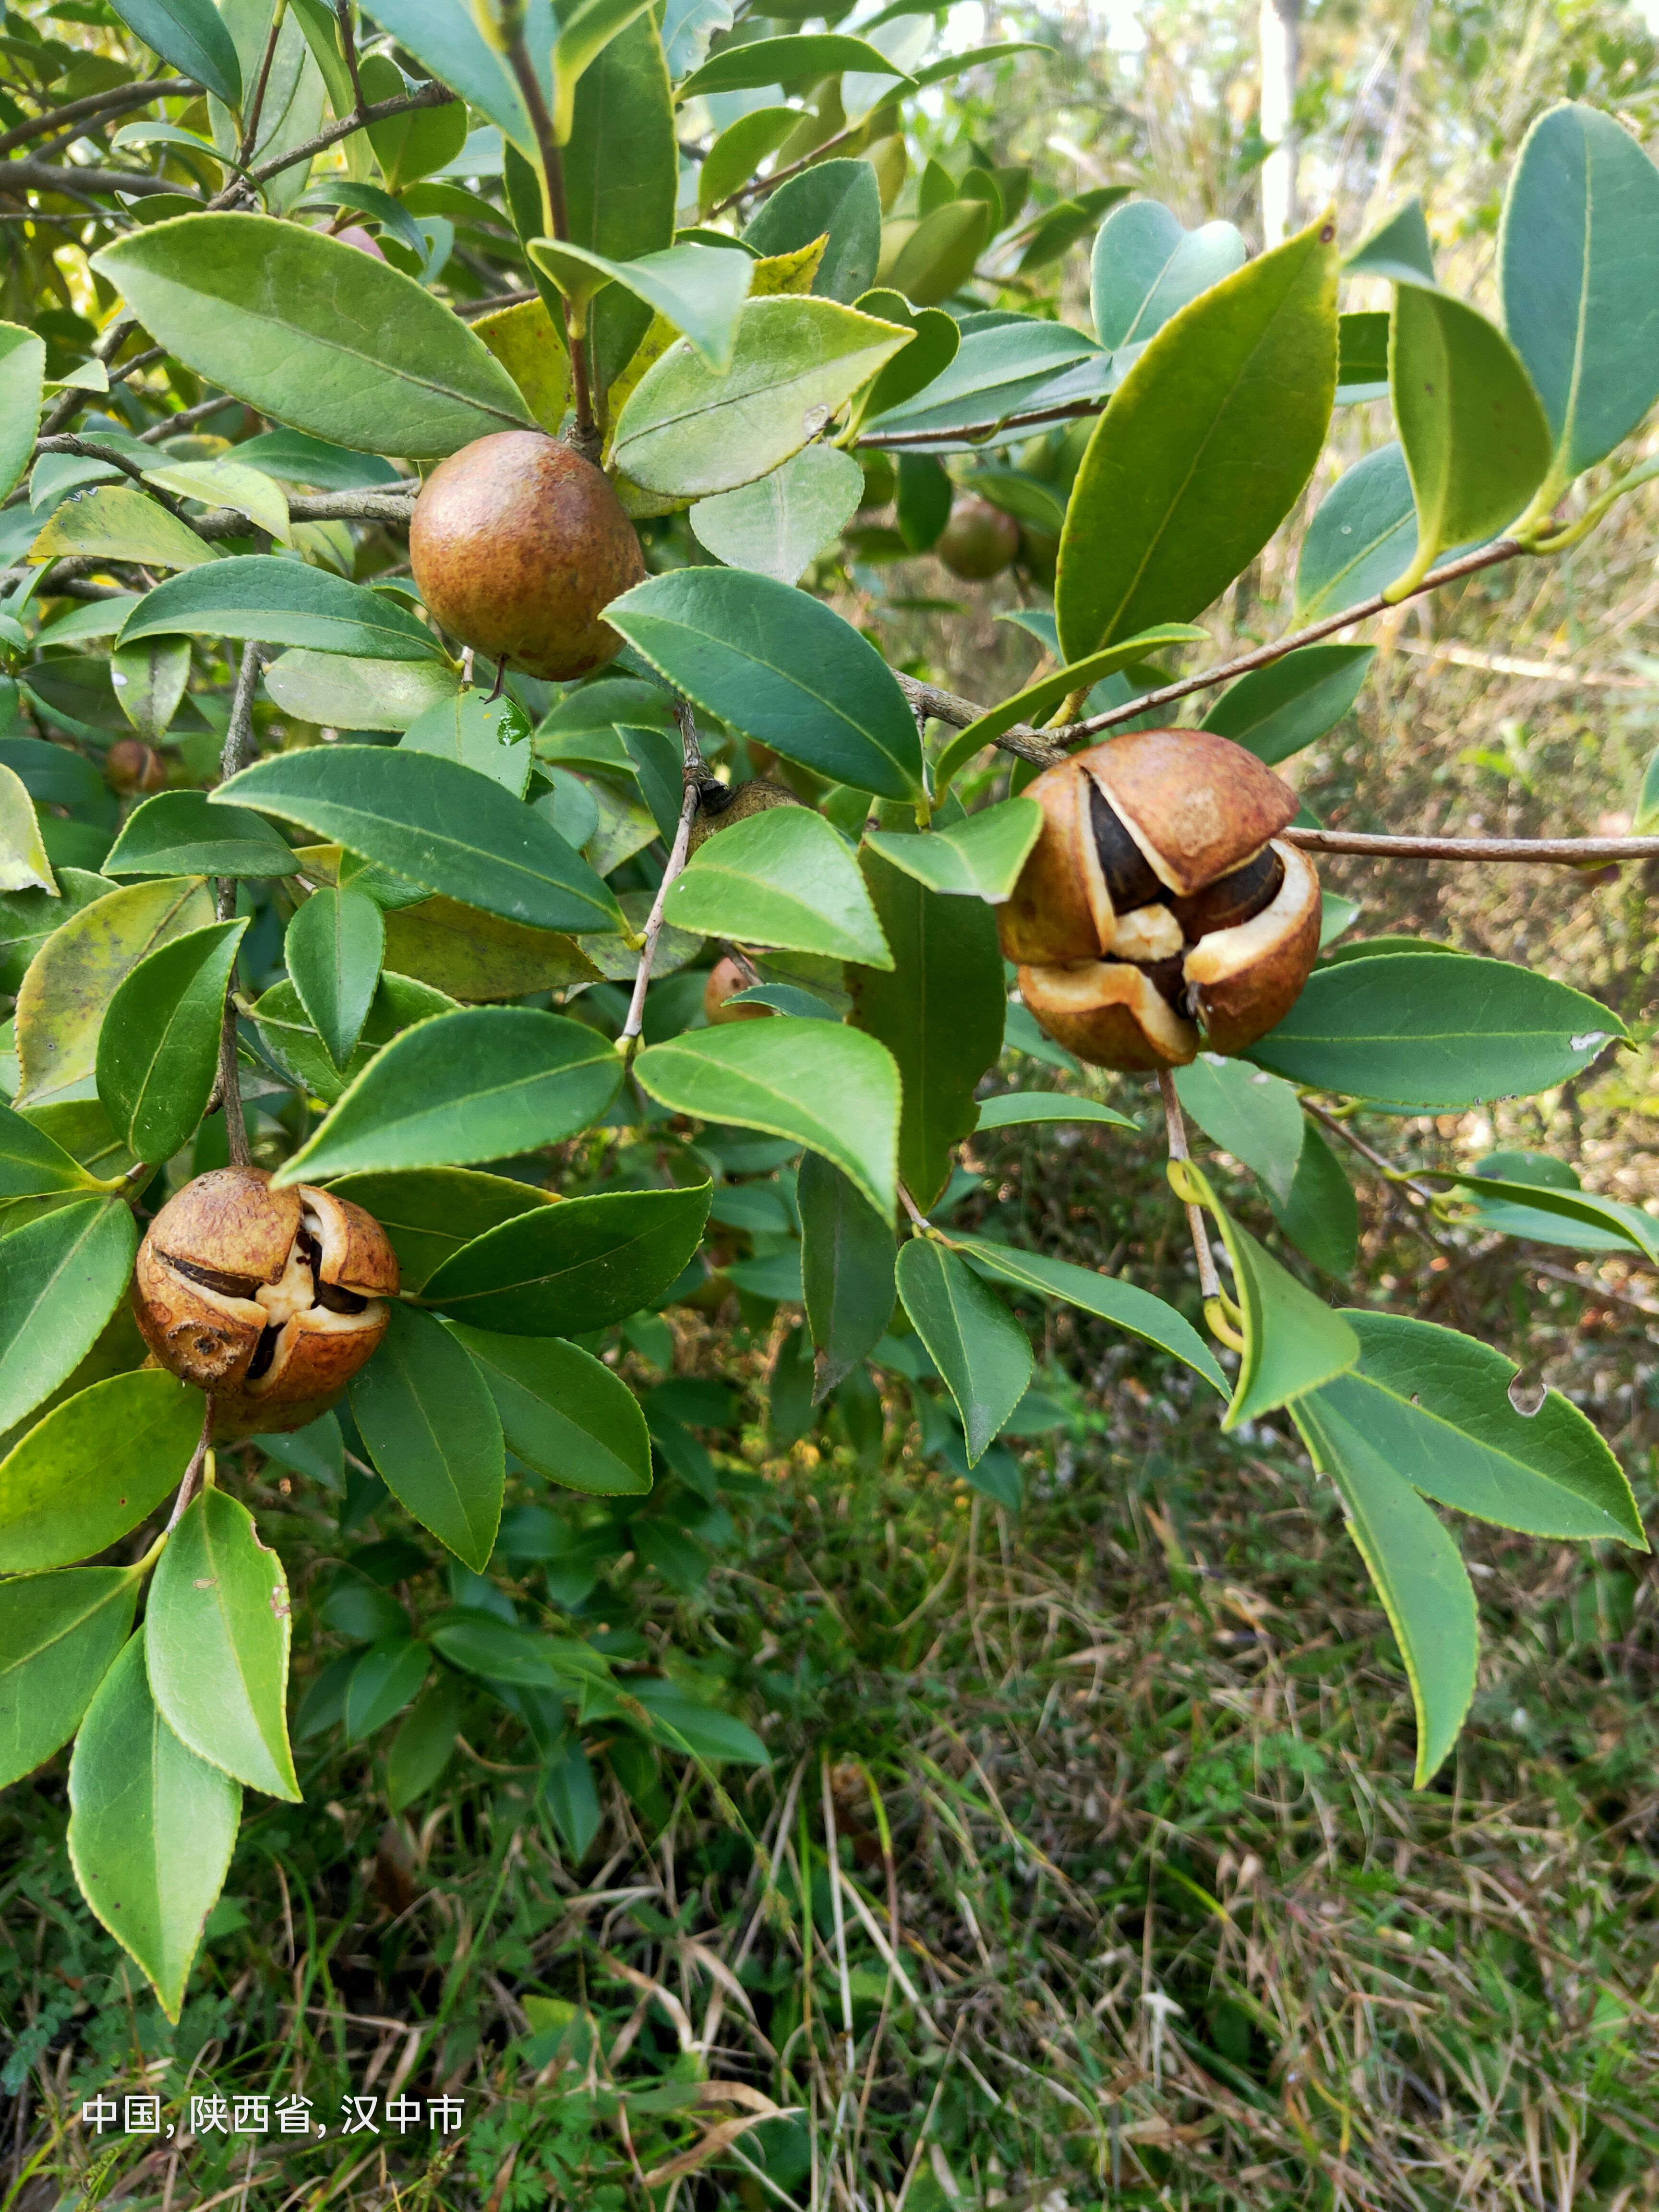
236 9 287 168
619 704 708 1050
0 157 195 199
214 644 263 1171
1286 828 1659 865
205 82 457 208
0 77 197 159
894 672 1057 765
164 1400 215 1534
705 119 866 219
859 394 1100 450
457 288 538 318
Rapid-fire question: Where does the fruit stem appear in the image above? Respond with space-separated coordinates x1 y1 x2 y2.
163 1407 215 1537
502 30 600 456
1158 1070 1223 1306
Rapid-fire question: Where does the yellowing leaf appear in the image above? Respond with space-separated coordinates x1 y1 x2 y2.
0 763 55 895
31 487 221 573
475 298 573 434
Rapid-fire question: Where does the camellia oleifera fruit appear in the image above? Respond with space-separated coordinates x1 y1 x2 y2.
409 430 647 680
1001 729 1321 1070
937 496 1020 580
132 1168 399 1438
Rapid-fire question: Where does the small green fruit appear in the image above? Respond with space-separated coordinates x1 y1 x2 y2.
936 497 1020 580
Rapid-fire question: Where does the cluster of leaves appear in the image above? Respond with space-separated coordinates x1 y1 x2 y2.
0 0 1656 2035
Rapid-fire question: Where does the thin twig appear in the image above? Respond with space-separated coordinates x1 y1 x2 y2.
1303 1099 1439 1206
237 7 289 168
619 790 699 1050
1158 1070 1221 1302
705 118 866 218
335 0 368 121
164 1404 214 1535
1285 828 1659 865
0 78 197 160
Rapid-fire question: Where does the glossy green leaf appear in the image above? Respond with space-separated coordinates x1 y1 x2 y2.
1173 1160 1356 1429
699 108 799 218
361 0 547 156
448 1327 653 1496
1387 283 1551 597
559 13 678 387
798 1152 895 1398
0 1098 102 1200
1450 1166 1659 1263
637 1019 898 1219
1267 1120 1357 1280
0 1368 201 1572
118 558 441 662
386 1673 462 1810
850 845 1004 1210
0 740 103 812
399 690 533 797
0 325 46 505
67 1633 240 2022
349 1302 504 1571
262 650 460 734
530 237 751 372
216 749 624 935
418 1184 712 1335
609 569 923 800
111 636 193 740
103 792 299 880
862 800 1042 902
1056 214 1339 659
1344 196 1434 284
96 919 246 1163
284 889 383 1072
1501 102 1659 493
277 1007 622 1181
863 318 1098 447
743 160 882 304
611 297 911 498
1200 645 1374 767
147 1490 298 1800
973 1093 1136 1133
93 216 533 457
1336 309 1391 402
896 1238 1031 1466
1291 1391 1476 1787
950 1232 1226 1394
856 289 960 421
324 1169 555 1293
1293 444 1417 620
343 1638 430 1744
0 1566 137 1790
32 488 220 574
0 1201 141 1438
551 0 660 141
1090 199 1246 349
677 32 914 98
251 970 455 1107
1247 952 1627 1108
1174 1055 1305 1205
688 442 864 585
665 805 890 965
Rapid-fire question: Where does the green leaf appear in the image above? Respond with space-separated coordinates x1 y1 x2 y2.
146 1490 298 1800
0 870 120 996
111 636 193 741
473 298 572 436
92 216 534 458
530 237 751 372
551 0 657 141
263 650 461 733
1200 645 1374 767
1267 1120 1357 1279
1501 102 1659 493
896 1238 1031 1465
216 748 625 935
418 1184 713 1335
559 13 678 388
699 108 799 218
95 918 246 1164
665 805 890 966
360 0 544 156
950 1232 1226 1394
102 792 295 881
628 1681 769 1765
0 325 46 505
1056 213 1339 660
973 1093 1136 1133
688 442 864 585
856 289 960 420
930 628 1207 793
1387 283 1552 597
608 569 923 800
109 0 241 103
399 690 533 797
251 969 456 1107
1247 952 1627 1108
0 1567 137 1790
1344 196 1435 284
1293 444 1417 620
1450 1165 1659 1263
1172 1160 1357 1429
0 764 54 896
349 1302 504 1570
31 488 220 573
1174 1055 1305 1205
864 318 1098 447
677 32 914 98
118 558 442 662
386 1673 462 1810
636 1020 898 1218
447 1327 653 1496
611 297 911 499
343 1638 430 1744
0 1201 141 1439
325 1169 557 1293
849 845 1004 1209
0 1097 103 1200
276 1007 622 1181
867 796 1040 904
1290 1393 1476 1786
142 458 293 545
427 1613 563 1687
1090 199 1245 349
798 1152 895 1398
284 889 383 1073
743 160 882 304
0 1368 201 1573
67 1633 240 2022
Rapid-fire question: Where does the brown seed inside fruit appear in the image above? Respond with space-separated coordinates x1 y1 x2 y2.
1088 781 1165 912
1170 845 1285 939
409 431 647 682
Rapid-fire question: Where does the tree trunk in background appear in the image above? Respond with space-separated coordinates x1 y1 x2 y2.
1259 0 1301 245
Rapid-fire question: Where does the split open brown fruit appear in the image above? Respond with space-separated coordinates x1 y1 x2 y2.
1000 729 1321 1070
409 430 646 681
132 1168 399 1439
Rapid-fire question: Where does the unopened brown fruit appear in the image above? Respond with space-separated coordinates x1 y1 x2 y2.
132 1167 399 1439
937 497 1020 580
106 738 167 795
1001 729 1322 1070
687 777 799 853
409 431 647 681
